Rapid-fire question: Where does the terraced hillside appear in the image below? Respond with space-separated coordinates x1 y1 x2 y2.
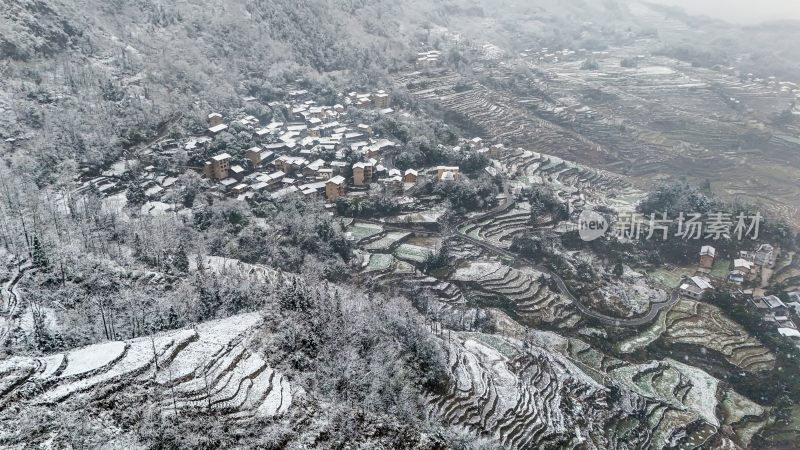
569 338 768 449
397 55 800 223
617 299 776 372
451 260 582 329
395 72 613 168
459 204 532 248
430 330 767 449
428 332 646 449
495 149 644 216
498 150 632 194
0 313 291 422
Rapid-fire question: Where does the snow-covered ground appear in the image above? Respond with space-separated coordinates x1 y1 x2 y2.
0 312 292 420
595 275 668 317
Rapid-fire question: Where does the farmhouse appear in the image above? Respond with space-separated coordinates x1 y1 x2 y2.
357 124 372 135
232 183 248 195
749 295 789 315
732 258 755 281
246 147 274 167
219 177 238 191
488 144 505 157
326 175 346 201
753 244 775 267
229 165 246 181
299 181 327 196
207 113 223 127
404 169 418 184
416 50 442 69
727 271 745 285
257 171 285 187
778 328 800 341
273 155 308 174
436 166 461 181
699 245 716 269
207 123 229 135
353 161 374 186
383 175 404 194
203 153 231 180
374 91 391 109
679 276 713 300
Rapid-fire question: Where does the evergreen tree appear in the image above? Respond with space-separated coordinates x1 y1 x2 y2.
32 236 49 270
132 233 142 258
126 182 147 206
613 260 624 277
166 306 181 329
196 275 221 321
172 245 189 273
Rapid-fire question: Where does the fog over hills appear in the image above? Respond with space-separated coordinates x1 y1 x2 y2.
648 0 800 24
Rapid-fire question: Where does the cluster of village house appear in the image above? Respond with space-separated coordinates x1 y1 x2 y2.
190 90 490 206
679 243 800 343
416 50 443 69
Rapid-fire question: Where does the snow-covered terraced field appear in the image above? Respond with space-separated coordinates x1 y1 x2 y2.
569 336 767 449
364 231 412 251
459 204 532 248
499 150 631 194
452 260 581 329
617 299 776 372
364 253 395 272
0 313 291 420
428 330 764 449
428 332 626 449
346 222 384 242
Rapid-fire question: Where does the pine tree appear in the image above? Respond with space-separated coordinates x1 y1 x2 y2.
613 260 625 278
32 236 48 270
132 233 142 258
166 306 180 329
126 182 147 206
172 245 189 273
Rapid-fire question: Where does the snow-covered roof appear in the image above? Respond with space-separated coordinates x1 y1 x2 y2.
328 175 346 185
700 245 716 257
690 276 713 291
763 295 787 310
778 328 800 339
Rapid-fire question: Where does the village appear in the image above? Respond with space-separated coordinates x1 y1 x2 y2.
97 84 493 214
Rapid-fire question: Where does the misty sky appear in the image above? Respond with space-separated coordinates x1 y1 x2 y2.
649 0 800 24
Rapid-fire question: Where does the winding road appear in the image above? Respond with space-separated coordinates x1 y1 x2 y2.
0 261 33 342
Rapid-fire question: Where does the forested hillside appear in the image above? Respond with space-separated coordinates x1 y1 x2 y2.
0 0 648 182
